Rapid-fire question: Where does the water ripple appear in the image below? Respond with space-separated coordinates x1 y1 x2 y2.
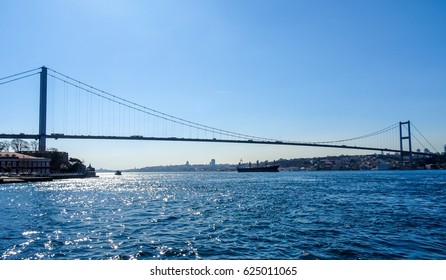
1 171 446 259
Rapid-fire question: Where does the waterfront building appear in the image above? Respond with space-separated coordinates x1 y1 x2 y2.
0 152 51 175
86 164 97 177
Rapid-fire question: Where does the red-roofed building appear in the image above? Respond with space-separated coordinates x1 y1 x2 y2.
0 152 51 175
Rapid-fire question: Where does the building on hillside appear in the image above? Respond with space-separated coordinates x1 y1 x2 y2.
0 152 51 175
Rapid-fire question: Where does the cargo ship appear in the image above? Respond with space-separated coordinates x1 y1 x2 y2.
236 160 279 172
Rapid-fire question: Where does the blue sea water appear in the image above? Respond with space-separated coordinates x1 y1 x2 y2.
1 170 445 260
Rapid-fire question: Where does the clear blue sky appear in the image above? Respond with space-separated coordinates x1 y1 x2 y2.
1 0 446 169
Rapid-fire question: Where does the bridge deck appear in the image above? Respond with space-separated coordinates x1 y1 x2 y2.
0 133 432 156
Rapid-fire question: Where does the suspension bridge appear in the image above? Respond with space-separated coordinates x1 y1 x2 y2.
0 66 439 167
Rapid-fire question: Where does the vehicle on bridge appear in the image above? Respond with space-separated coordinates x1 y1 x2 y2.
51 133 64 139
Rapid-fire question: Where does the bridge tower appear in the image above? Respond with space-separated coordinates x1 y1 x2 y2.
39 66 47 152
399 121 412 169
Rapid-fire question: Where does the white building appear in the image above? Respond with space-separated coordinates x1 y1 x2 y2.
0 152 51 175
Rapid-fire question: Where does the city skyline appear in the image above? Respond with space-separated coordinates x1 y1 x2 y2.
1 1 446 169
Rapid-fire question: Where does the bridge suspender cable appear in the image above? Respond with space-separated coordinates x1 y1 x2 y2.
312 123 400 145
46 68 279 142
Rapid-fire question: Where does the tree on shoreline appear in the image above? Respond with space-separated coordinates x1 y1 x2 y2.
29 140 38 152
10 139 30 152
0 141 10 152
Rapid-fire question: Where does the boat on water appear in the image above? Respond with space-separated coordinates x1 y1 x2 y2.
115 170 122 175
237 165 280 172
236 160 279 172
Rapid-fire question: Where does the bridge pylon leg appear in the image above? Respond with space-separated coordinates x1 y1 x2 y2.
38 66 47 152
399 121 413 169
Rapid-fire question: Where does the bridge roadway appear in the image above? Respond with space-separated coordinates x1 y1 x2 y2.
0 133 433 157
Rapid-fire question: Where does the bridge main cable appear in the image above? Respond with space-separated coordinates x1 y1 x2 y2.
410 122 438 153
46 68 279 142
0 67 41 86
312 122 400 144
